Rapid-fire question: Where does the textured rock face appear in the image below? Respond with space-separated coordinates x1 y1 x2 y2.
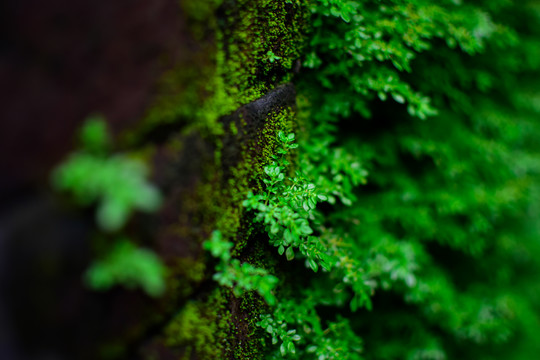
0 1 306 359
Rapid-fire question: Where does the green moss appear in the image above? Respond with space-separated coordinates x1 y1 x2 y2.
162 103 297 359
218 0 307 97
162 286 270 360
165 257 207 300
227 107 296 251
232 293 268 360
128 1 308 358
122 0 307 145
229 121 238 136
164 294 227 359
152 104 297 328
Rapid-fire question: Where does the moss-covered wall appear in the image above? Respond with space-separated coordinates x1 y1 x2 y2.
127 1 308 359
134 1 306 359
0 1 307 359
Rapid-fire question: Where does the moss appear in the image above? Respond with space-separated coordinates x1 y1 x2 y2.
218 0 307 97
162 284 271 360
131 1 308 358
122 0 307 144
229 121 238 136
166 257 207 299
164 292 229 360
230 293 268 360
218 97 297 252
171 88 300 359
159 92 298 359
226 238 281 360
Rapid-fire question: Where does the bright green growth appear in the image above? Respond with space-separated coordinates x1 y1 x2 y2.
85 239 166 297
258 299 363 360
243 131 334 272
52 119 162 232
243 132 375 316
163 300 223 359
297 123 368 206
266 50 281 64
203 230 278 305
301 0 516 122
284 1 540 359
257 314 301 357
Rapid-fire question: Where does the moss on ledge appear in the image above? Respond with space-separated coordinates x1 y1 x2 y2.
133 1 308 359
123 0 307 144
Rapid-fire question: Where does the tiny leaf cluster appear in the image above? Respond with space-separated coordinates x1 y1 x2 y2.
243 131 332 272
203 230 278 305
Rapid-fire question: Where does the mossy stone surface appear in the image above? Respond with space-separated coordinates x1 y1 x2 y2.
137 1 308 359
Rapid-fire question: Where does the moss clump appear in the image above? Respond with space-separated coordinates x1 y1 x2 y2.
123 0 307 144
127 1 309 358
164 293 229 360
218 0 308 101
163 284 271 360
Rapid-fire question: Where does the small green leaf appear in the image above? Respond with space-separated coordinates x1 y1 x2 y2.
300 224 313 235
350 294 359 312
392 93 405 104
308 258 319 272
286 246 295 261
287 341 296 354
280 343 286 356
284 229 293 245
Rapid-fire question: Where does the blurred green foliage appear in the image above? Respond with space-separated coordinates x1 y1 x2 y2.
85 239 166 297
52 118 162 232
52 118 166 297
